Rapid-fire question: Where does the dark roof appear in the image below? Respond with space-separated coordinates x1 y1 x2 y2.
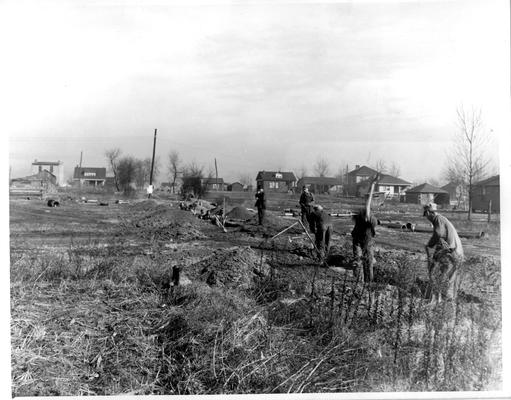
204 177 224 184
473 175 499 187
73 167 107 180
298 176 341 185
407 183 448 193
378 174 411 186
440 182 461 190
256 171 297 182
347 165 378 176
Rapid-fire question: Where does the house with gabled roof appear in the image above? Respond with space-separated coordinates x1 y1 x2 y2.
297 176 342 194
472 175 499 213
346 165 411 197
346 165 378 186
201 177 225 191
405 183 450 206
372 174 412 198
256 170 297 193
73 167 107 187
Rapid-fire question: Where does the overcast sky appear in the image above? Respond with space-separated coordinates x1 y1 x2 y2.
4 0 510 185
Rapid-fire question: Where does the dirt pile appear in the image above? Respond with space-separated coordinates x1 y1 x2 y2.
186 247 266 290
126 205 208 241
226 206 255 221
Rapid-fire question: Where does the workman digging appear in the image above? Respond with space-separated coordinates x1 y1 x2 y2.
299 186 315 231
423 202 464 303
309 204 333 263
351 208 378 283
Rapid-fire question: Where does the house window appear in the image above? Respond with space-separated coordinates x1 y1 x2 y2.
275 173 283 179
84 172 96 177
269 181 279 189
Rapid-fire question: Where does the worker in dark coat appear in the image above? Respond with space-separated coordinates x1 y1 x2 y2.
351 209 378 282
254 186 266 225
309 204 333 260
299 186 315 230
423 202 464 302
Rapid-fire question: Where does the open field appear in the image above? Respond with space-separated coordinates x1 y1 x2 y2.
10 192 502 396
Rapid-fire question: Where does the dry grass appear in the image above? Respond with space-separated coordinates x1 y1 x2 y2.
10 231 502 396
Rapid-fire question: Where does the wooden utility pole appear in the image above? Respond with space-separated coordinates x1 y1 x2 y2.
79 151 83 168
214 158 218 190
150 129 157 186
488 199 492 222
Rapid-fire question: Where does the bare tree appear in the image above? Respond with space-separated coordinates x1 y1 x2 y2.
105 148 122 191
239 173 253 189
389 162 401 178
335 163 350 185
117 156 137 193
296 165 308 180
181 162 206 198
445 106 491 220
373 159 387 174
429 177 442 187
168 151 181 194
314 157 330 177
133 157 159 188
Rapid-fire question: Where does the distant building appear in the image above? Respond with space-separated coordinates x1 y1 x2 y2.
296 177 342 194
227 182 244 192
441 182 467 208
346 165 411 197
471 175 500 213
202 177 225 191
405 183 450 206
73 167 107 187
10 170 57 197
256 171 297 193
346 165 377 187
31 160 64 186
377 175 412 198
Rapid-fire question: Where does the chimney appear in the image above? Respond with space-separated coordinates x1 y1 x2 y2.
355 164 360 169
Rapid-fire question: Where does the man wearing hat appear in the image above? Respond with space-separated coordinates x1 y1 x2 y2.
423 202 464 302
299 186 315 231
309 204 333 260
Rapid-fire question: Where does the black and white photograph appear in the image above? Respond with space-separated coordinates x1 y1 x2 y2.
3 0 510 398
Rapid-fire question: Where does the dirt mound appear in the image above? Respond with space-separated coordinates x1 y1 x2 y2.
130 199 162 212
126 206 208 241
226 206 255 220
186 247 265 290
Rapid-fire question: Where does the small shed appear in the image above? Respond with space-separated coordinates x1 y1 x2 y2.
227 182 244 192
296 177 341 194
472 175 500 213
405 183 450 206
